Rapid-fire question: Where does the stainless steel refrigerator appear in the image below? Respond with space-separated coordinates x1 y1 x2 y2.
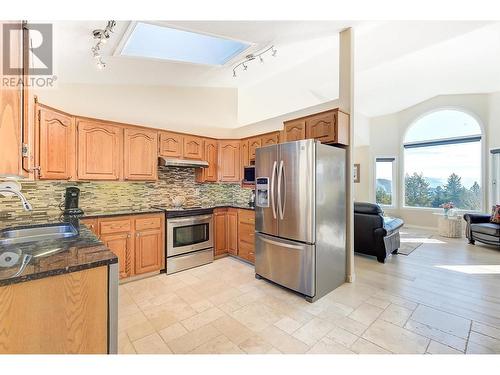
255 139 346 302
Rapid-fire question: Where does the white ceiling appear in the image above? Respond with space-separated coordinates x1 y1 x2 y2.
50 20 500 120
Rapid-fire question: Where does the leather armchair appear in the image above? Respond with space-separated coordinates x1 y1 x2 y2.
354 202 404 263
463 213 500 247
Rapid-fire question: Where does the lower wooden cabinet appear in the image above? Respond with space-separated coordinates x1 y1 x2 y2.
213 208 255 263
214 208 227 256
237 209 255 263
81 213 164 280
227 208 238 255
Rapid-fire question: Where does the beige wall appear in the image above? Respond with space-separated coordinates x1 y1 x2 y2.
353 146 370 202
358 93 496 229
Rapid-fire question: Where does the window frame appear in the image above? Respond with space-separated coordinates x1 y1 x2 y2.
374 156 398 209
400 107 485 212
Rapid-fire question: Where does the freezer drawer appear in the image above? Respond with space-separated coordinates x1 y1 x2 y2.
255 233 315 297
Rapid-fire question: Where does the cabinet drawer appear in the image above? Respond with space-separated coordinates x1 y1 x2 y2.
238 209 255 221
135 216 162 231
239 225 255 244
99 218 131 234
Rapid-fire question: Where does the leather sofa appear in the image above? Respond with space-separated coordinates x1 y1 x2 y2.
463 213 500 247
354 202 405 263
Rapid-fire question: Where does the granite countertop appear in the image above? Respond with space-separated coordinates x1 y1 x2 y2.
82 207 165 219
0 224 117 287
214 204 255 211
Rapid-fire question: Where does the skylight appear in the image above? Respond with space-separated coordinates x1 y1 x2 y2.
120 22 251 66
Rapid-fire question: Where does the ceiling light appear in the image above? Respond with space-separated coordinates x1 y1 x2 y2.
91 20 116 70
232 45 277 78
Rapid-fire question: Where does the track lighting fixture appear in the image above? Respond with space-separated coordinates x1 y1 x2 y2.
91 20 116 70
232 45 277 78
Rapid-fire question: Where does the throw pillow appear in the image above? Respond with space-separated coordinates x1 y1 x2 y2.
491 205 500 224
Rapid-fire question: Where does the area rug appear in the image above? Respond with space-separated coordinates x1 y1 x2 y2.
397 230 433 256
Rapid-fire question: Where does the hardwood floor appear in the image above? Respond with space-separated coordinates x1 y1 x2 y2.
117 229 500 354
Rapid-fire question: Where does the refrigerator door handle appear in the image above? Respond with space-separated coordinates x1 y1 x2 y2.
270 160 277 219
259 235 305 250
277 160 285 220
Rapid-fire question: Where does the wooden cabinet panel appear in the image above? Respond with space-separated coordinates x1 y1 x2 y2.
283 119 306 142
0 267 107 354
183 136 204 160
124 128 158 181
214 208 227 256
38 107 75 180
0 21 28 178
305 111 336 143
134 228 164 275
100 232 132 279
159 131 183 158
227 208 238 255
240 140 249 167
248 137 261 161
218 141 240 182
80 218 98 236
135 216 162 231
197 139 218 183
261 132 279 147
77 120 122 180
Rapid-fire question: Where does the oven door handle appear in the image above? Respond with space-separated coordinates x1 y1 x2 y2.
167 214 213 224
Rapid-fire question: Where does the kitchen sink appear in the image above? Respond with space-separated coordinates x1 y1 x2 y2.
0 223 78 245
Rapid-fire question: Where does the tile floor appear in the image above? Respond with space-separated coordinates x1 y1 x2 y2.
118 229 500 354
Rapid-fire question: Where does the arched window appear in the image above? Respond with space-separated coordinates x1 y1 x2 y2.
403 109 482 210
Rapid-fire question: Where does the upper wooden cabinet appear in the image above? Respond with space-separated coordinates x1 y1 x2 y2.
283 119 306 142
183 135 204 160
0 21 28 178
124 127 158 181
77 120 122 180
248 137 262 161
218 140 240 182
284 109 349 145
159 131 183 158
204 140 218 182
240 140 249 168
37 107 75 180
261 132 280 147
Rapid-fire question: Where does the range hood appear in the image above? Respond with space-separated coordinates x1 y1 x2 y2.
158 157 208 169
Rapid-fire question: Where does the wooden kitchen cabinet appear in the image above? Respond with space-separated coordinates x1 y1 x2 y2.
218 140 241 182
237 209 255 263
226 208 239 255
305 109 349 145
261 132 280 147
240 140 249 167
0 21 29 178
0 266 108 354
282 119 306 142
248 137 262 161
159 131 183 158
213 208 228 256
124 127 158 181
100 231 132 279
77 120 122 180
87 213 164 280
195 139 218 183
134 215 164 275
183 135 204 160
37 106 75 180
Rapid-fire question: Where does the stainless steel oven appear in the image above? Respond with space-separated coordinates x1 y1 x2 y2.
167 214 213 256
166 213 213 274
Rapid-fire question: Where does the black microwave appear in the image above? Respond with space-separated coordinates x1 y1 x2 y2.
243 166 255 183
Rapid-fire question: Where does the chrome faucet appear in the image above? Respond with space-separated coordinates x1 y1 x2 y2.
0 181 33 211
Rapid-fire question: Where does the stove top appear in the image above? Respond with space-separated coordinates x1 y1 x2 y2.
152 205 214 218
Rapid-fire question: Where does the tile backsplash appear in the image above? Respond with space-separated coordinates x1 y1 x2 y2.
0 168 252 229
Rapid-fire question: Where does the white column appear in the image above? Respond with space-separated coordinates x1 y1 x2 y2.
339 28 355 282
